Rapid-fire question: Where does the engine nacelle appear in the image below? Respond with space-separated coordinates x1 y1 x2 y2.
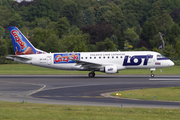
104 66 118 74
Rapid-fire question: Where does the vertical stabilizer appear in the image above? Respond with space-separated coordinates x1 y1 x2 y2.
8 26 46 55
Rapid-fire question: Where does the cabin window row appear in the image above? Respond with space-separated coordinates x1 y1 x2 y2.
81 56 123 59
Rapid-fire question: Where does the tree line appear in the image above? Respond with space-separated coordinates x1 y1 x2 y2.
0 0 180 64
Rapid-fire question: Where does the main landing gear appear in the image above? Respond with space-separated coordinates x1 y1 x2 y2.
88 71 95 77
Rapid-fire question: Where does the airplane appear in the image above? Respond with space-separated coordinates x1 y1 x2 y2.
6 26 174 78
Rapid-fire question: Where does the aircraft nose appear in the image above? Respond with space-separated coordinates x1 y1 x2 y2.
169 60 174 66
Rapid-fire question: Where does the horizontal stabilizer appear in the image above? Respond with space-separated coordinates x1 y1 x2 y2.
6 55 32 61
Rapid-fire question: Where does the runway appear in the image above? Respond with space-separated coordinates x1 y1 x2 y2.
0 75 180 108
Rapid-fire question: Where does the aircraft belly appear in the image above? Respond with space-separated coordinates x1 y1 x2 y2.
54 63 78 70
125 65 152 69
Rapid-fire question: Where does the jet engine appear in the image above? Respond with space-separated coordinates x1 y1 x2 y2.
100 65 118 74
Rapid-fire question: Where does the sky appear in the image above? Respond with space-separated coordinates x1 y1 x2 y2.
15 0 33 3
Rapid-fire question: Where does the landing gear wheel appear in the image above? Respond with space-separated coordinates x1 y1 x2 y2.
150 68 156 78
150 74 154 78
88 72 95 77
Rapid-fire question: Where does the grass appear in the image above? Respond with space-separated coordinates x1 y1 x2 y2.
0 64 179 75
0 65 180 119
0 101 180 120
111 87 180 101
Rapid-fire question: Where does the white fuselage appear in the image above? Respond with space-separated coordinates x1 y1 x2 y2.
14 51 174 73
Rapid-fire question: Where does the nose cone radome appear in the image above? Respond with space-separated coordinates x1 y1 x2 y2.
169 60 174 66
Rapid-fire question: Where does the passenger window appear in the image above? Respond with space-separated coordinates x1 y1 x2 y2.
99 57 101 59
112 56 114 58
81 57 83 59
90 57 92 59
116 56 118 58
108 57 110 59
85 57 87 59
94 57 96 59
103 57 105 59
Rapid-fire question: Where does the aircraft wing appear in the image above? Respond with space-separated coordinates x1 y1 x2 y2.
74 59 102 66
6 55 32 61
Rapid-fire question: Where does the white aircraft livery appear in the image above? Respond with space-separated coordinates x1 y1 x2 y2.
6 27 174 77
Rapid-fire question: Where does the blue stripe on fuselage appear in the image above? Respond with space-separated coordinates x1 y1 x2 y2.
157 58 169 60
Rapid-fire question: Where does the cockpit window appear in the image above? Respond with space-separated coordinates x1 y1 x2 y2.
161 55 165 58
157 55 161 58
157 54 165 58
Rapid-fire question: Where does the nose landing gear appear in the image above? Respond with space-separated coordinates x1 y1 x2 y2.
88 71 95 77
150 68 156 78
150 71 154 78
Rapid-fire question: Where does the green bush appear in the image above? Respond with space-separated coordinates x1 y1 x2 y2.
173 60 180 66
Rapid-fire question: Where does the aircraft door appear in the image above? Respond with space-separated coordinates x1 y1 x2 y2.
147 54 152 63
47 56 52 65
152 54 158 64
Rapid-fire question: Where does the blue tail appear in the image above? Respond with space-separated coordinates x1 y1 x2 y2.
8 26 46 55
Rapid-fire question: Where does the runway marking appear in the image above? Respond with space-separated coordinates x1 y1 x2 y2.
26 84 46 97
0 81 46 97
38 83 118 92
3 95 11 97
0 95 24 98
16 95 24 97
82 96 90 98
149 78 180 81
33 96 104 98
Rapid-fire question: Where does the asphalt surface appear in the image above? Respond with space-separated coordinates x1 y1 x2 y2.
0 75 180 108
